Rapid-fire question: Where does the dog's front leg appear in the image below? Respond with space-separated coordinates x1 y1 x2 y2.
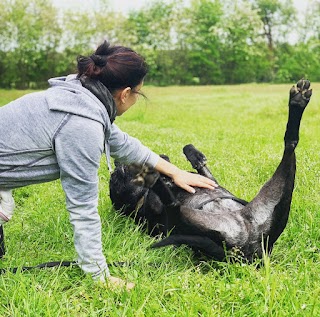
183 144 218 183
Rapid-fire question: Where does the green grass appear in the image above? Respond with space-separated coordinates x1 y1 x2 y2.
0 83 319 316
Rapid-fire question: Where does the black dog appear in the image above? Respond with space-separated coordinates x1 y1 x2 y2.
109 80 312 263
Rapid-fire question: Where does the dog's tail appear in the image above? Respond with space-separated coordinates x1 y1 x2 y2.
151 234 226 261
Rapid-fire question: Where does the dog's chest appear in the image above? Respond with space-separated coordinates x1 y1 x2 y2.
181 191 243 214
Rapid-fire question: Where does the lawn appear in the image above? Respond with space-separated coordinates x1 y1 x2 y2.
0 83 319 316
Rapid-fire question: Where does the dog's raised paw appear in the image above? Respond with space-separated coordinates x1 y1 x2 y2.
183 144 207 169
289 79 312 108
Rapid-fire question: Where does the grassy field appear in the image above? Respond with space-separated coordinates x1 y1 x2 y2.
0 83 319 316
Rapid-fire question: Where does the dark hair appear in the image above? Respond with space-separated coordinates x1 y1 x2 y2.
77 41 148 95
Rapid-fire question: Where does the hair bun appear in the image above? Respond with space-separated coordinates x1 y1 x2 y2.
90 54 106 67
77 40 148 94
95 40 112 56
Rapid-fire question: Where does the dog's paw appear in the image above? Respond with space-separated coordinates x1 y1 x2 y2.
183 144 207 170
129 164 159 188
160 154 171 162
289 79 312 109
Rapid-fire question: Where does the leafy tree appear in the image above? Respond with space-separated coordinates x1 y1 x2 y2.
275 40 320 82
0 0 318 88
124 1 176 85
0 0 61 88
126 1 174 50
55 1 128 77
250 0 296 50
0 0 128 88
248 0 297 79
215 1 272 83
176 0 223 84
300 0 320 41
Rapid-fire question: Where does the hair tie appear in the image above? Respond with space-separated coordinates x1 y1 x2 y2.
90 54 107 67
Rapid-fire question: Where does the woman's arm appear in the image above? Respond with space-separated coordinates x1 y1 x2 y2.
109 124 217 193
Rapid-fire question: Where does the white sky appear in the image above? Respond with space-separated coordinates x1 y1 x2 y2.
51 0 310 15
51 0 162 12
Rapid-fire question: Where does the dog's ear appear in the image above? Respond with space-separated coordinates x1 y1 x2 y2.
128 163 144 176
129 164 160 188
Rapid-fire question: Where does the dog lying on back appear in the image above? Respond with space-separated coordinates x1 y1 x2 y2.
109 80 312 262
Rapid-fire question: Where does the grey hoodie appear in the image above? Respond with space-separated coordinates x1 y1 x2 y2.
0 75 159 279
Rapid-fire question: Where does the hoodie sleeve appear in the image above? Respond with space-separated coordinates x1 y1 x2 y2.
53 114 109 280
109 124 159 167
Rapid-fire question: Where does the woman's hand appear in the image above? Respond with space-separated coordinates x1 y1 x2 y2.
155 157 218 194
171 169 217 194
106 276 135 291
97 272 135 291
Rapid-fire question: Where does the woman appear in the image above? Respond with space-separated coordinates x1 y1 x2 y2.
0 41 216 289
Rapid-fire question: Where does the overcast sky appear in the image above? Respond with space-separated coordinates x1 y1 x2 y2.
51 0 310 15
51 0 166 13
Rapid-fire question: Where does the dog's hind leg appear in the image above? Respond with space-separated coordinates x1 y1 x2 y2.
240 79 312 255
284 79 312 145
267 79 312 248
151 234 226 260
183 144 218 183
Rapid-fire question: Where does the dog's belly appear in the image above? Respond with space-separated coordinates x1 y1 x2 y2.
202 198 242 213
179 204 249 246
182 191 243 214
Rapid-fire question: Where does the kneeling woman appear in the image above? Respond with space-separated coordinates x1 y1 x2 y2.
0 41 216 289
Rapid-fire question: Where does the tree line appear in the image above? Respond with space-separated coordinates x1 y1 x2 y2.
0 0 319 89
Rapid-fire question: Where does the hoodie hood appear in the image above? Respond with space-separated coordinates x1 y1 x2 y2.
46 75 112 128
79 75 117 124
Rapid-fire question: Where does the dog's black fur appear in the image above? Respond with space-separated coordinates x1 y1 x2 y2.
109 80 312 263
